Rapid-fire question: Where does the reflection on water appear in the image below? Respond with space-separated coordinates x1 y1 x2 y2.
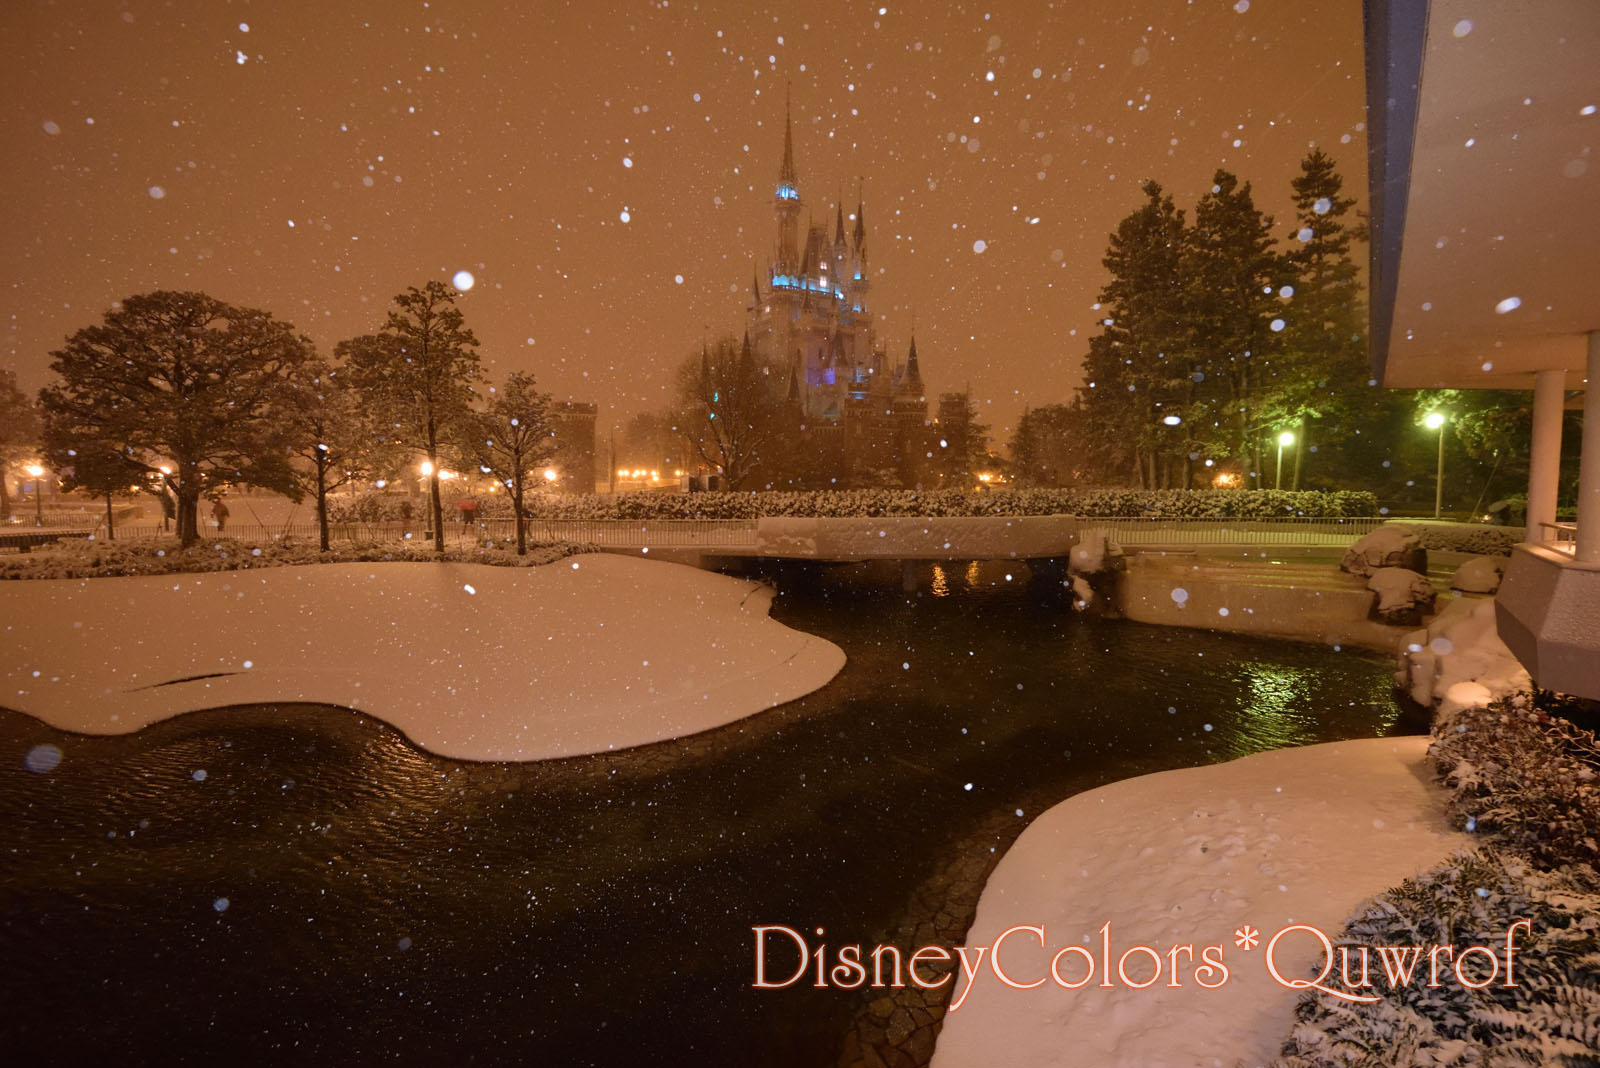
0 561 1403 1066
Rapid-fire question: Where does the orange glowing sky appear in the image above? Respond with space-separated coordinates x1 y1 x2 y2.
3 0 1368 440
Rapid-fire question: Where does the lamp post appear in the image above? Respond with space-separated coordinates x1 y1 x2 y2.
1425 412 1446 518
1275 431 1294 491
24 464 45 526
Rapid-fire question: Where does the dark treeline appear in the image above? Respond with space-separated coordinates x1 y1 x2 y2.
1009 152 1576 516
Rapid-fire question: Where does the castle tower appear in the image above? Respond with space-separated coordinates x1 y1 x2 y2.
743 100 932 487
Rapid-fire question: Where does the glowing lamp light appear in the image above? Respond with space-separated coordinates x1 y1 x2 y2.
1162 415 1182 426
1277 430 1295 447
543 468 559 482
1424 412 1446 430
419 460 435 477
24 463 45 478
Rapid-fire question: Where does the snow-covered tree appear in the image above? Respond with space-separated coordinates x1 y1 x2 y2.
0 369 41 521
39 291 315 547
287 360 396 552
464 372 556 555
341 280 481 552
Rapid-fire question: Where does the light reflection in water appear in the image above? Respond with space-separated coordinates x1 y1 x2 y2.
930 563 950 597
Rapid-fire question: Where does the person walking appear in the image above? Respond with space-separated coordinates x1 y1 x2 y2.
210 497 230 532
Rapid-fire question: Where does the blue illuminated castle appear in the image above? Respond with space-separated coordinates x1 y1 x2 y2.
745 100 931 485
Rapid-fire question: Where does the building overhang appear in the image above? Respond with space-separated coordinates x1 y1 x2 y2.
1364 0 1599 390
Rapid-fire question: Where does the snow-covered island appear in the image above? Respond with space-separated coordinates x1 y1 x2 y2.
1 553 845 761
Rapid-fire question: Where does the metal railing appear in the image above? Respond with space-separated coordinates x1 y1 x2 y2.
1084 515 1386 548
1538 520 1578 554
5 514 1391 554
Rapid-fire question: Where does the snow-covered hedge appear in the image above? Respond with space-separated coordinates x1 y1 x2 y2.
1430 697 1600 871
1271 698 1600 1066
518 488 1378 520
1273 849 1600 1067
1388 523 1522 557
0 535 585 580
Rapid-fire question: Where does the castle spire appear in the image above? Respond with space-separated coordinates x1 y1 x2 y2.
779 86 798 191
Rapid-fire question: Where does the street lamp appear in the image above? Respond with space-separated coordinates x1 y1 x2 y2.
1275 431 1294 491
24 464 45 527
1425 412 1447 518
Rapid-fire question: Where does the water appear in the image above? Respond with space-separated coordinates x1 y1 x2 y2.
0 563 1407 1066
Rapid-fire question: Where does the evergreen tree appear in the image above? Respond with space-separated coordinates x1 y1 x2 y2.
1273 149 1369 488
1079 181 1190 487
342 280 481 552
39 291 314 546
1182 170 1286 488
1010 402 1088 487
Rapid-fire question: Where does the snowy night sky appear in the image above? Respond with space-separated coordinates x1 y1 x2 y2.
3 0 1367 440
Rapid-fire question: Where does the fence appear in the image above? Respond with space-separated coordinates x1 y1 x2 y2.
1085 515 1386 548
6 514 1389 553
3 517 764 550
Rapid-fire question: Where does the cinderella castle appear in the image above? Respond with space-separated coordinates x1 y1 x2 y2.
740 101 934 487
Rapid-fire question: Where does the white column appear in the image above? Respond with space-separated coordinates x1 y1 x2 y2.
1577 333 1600 563
1526 369 1565 543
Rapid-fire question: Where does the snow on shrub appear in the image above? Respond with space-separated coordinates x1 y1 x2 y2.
517 488 1378 521
0 535 586 580
1388 523 1521 557
1272 850 1600 1068
1430 697 1600 871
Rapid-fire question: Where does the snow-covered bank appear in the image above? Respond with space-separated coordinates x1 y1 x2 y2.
1 554 844 761
932 737 1468 1068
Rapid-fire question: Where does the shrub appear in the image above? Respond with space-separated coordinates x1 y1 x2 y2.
518 488 1379 521
1273 850 1600 1067
1389 523 1521 557
1429 698 1600 871
0 535 587 580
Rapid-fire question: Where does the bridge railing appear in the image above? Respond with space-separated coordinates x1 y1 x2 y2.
1086 515 1385 548
6 515 1387 553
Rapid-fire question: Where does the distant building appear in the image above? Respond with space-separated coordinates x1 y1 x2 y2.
743 99 933 487
548 401 597 494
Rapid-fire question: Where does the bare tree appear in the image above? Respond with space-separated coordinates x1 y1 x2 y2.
674 333 785 490
288 359 396 551
0 369 41 521
464 372 556 555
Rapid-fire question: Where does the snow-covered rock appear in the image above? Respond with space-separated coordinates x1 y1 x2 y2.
1068 527 1123 576
1366 566 1437 625
1341 527 1426 577
1449 555 1504 594
1395 596 1530 710
0 554 845 761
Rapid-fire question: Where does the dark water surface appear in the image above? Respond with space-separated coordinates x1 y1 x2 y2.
0 563 1411 1066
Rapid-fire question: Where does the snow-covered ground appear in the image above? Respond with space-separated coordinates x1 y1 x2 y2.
2 554 844 761
933 737 1468 1068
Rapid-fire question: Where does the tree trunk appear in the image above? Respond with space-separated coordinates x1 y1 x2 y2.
513 483 526 556
316 462 331 552
1292 422 1306 490
177 486 201 547
0 478 10 520
105 492 116 540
